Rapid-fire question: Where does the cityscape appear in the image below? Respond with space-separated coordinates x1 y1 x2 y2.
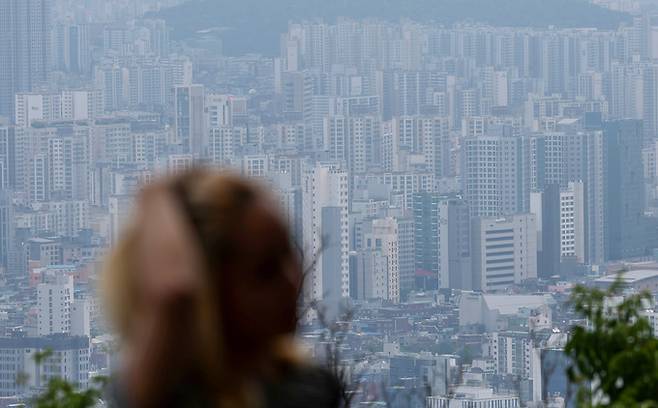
3 0 658 406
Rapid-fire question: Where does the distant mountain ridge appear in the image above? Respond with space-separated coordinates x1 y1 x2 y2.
154 0 631 56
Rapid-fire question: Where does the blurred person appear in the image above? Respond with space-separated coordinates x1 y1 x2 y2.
103 169 340 408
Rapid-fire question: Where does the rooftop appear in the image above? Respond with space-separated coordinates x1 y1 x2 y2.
595 269 658 284
482 294 553 314
428 386 518 401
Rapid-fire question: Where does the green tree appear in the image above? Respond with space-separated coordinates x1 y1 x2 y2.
32 377 106 408
566 277 658 407
20 349 108 408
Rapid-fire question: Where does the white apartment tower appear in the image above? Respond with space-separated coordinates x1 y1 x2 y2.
363 217 400 303
206 93 234 128
418 116 451 179
560 181 585 263
61 90 103 121
383 116 451 178
324 115 380 176
462 126 530 218
14 93 62 127
37 273 73 336
208 127 235 166
15 123 91 202
302 163 350 310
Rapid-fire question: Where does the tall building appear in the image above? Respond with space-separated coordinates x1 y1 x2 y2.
0 0 52 119
205 93 234 128
418 116 451 180
14 90 101 127
642 64 658 143
323 116 348 165
127 62 169 108
37 273 73 336
530 180 585 278
413 192 471 290
0 126 15 189
208 127 235 166
559 181 586 264
14 93 62 127
602 119 646 260
395 215 416 297
53 23 90 74
383 116 451 176
302 163 350 313
347 115 380 175
61 90 103 121
270 171 303 247
362 217 401 303
531 118 607 265
485 332 541 380
108 195 134 247
471 214 538 292
462 125 530 218
413 192 441 290
319 113 372 174
174 85 206 156
94 64 129 111
15 122 91 202
352 249 390 301
530 184 561 279
0 192 15 281
91 119 132 164
281 71 313 124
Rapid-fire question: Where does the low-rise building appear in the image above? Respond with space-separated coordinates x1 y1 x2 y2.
426 386 519 408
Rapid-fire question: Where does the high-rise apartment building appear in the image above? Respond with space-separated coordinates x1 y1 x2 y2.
530 181 585 278
0 0 52 119
0 126 15 189
208 127 235 166
14 93 62 127
205 94 234 128
462 125 530 218
53 23 90 74
302 163 350 311
37 273 73 336
560 181 586 264
531 118 607 265
15 122 91 202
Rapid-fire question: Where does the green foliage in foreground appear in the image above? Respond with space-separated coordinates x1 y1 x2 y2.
33 377 106 408
566 278 658 407
22 349 107 408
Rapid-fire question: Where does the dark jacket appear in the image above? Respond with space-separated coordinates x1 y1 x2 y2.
108 364 342 408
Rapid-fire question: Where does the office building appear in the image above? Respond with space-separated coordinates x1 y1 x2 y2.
174 85 206 156
471 214 537 292
0 335 90 397
413 192 471 290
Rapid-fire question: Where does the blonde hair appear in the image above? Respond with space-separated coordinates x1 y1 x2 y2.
103 169 301 406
